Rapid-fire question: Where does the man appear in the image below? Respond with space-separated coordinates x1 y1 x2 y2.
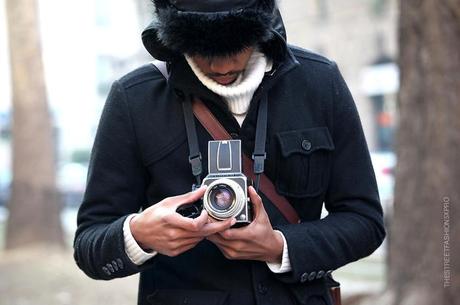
74 1 386 305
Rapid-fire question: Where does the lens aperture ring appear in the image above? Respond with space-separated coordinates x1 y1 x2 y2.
204 178 245 220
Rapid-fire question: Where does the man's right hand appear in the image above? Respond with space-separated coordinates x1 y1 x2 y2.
129 186 235 257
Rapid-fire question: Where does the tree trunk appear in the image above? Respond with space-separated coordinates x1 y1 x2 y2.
5 0 64 249
385 1 460 304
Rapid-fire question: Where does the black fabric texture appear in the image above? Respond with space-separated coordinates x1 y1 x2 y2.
169 0 258 12
144 0 277 60
155 7 274 57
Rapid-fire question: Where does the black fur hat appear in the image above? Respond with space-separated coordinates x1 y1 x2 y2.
150 0 277 58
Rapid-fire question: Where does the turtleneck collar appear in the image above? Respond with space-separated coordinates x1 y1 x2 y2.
185 50 272 125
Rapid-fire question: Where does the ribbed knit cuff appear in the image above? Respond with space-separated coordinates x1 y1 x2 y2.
123 214 157 265
266 230 292 274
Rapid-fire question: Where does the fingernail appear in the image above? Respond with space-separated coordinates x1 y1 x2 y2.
231 218 236 226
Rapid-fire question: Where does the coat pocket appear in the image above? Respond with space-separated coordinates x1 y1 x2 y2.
146 289 229 305
275 127 334 198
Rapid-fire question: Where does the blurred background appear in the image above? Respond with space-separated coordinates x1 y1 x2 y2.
1 0 458 304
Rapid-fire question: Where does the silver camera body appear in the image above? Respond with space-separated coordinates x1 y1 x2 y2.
202 140 252 226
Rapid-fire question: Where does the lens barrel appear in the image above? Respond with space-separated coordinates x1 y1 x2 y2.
203 178 245 220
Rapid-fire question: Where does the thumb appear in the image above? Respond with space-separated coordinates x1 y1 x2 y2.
165 185 207 209
248 186 264 219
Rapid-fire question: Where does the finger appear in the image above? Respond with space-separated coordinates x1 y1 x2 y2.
214 243 256 261
207 239 226 254
248 186 264 219
164 186 207 209
165 209 209 232
169 236 203 249
166 241 201 257
176 242 199 254
218 227 244 240
199 218 236 236
206 238 251 260
207 233 241 247
206 234 226 245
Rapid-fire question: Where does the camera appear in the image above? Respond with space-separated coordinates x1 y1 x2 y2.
177 140 252 226
202 140 252 225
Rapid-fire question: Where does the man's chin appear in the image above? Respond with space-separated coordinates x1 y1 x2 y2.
212 75 239 86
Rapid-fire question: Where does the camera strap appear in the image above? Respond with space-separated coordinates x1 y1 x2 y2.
183 95 267 192
252 95 268 191
181 94 267 192
182 95 203 186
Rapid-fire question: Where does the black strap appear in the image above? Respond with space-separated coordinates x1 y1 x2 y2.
252 95 268 192
182 95 202 185
182 95 268 192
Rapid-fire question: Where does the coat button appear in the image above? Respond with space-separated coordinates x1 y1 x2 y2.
308 271 317 281
257 283 268 295
107 263 115 273
116 258 124 269
112 260 119 271
300 272 308 283
301 140 312 151
316 270 325 279
230 132 240 139
174 89 184 99
102 266 111 275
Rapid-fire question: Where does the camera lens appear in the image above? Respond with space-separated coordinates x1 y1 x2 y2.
203 178 246 220
209 185 235 211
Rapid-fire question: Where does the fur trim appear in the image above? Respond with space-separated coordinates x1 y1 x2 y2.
155 7 275 57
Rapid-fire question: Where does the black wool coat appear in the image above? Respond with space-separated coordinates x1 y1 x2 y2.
74 36 386 305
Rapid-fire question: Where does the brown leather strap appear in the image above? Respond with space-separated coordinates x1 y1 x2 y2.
192 98 301 225
329 286 342 305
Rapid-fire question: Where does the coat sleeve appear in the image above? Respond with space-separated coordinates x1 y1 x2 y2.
73 81 154 280
275 63 386 284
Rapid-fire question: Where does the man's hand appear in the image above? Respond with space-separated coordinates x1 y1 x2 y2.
130 186 235 257
206 186 284 264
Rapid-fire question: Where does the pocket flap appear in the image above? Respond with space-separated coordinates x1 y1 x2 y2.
276 127 334 157
147 289 229 305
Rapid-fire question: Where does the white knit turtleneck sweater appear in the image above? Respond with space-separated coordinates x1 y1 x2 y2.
185 50 272 126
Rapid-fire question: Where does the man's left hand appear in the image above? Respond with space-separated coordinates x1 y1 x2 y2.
206 186 284 264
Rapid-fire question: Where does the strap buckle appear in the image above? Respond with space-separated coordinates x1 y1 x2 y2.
252 153 266 174
188 153 202 177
